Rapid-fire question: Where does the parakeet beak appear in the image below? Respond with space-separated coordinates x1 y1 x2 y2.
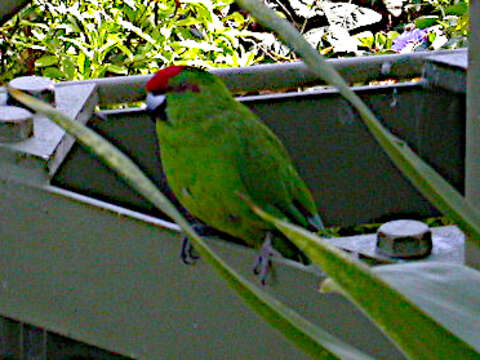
146 92 167 122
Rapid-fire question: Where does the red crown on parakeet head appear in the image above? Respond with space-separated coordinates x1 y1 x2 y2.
147 65 206 94
146 65 187 92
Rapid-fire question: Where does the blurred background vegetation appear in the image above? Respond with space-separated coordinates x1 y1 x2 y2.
0 0 469 84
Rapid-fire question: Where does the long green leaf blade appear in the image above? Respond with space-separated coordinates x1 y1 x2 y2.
244 200 480 359
322 262 480 351
372 262 480 350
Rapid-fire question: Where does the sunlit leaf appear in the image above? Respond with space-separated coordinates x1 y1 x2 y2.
445 1 469 16
355 31 374 49
290 0 322 18
105 64 128 75
35 55 58 67
322 2 382 30
177 39 223 52
382 0 404 17
42 66 65 79
304 27 327 48
415 15 439 29
327 25 359 53
62 56 77 80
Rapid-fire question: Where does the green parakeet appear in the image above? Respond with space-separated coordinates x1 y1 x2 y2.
146 66 324 281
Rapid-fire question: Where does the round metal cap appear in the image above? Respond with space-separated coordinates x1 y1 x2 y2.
7 76 55 106
376 219 432 259
0 106 34 142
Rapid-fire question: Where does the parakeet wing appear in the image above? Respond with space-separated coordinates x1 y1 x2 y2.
233 106 320 230
155 110 277 248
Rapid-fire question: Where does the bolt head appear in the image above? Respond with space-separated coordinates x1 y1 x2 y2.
7 76 55 107
0 92 7 106
376 220 432 259
0 106 34 142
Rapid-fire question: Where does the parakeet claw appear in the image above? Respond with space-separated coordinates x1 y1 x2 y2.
252 255 271 286
252 233 281 285
181 237 200 265
180 222 211 265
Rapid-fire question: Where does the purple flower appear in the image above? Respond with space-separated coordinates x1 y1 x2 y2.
392 28 428 52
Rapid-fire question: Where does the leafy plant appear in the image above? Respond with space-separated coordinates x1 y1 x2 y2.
0 0 265 84
404 0 469 49
0 0 470 83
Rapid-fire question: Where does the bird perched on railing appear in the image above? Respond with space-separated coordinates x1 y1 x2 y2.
145 66 324 284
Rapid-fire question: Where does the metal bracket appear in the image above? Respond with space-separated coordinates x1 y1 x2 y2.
0 82 98 183
423 50 467 93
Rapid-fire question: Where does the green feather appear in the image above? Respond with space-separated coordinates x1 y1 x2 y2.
153 67 323 262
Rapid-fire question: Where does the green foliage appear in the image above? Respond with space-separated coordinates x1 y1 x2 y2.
0 0 470 83
355 0 469 55
404 0 469 49
0 0 264 84
354 30 400 54
260 0 468 57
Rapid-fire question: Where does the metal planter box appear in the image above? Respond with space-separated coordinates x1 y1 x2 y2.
0 49 468 359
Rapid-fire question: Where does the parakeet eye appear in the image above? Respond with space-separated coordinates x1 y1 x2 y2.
171 82 200 93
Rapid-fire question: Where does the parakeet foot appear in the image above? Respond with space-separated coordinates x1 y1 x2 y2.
181 237 200 265
252 233 282 285
180 222 212 264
